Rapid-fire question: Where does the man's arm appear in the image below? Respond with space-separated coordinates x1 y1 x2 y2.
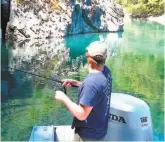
55 91 93 121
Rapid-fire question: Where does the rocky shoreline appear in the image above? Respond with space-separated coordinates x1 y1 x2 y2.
147 15 165 25
123 8 165 25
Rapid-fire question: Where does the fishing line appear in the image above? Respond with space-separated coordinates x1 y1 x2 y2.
2 65 78 94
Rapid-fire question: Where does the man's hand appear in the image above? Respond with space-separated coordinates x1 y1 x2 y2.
62 79 81 88
62 79 73 88
55 90 68 102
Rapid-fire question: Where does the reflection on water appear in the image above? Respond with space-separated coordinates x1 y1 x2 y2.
1 19 164 141
7 38 70 76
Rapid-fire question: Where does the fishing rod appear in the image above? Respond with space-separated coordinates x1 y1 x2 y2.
2 65 78 94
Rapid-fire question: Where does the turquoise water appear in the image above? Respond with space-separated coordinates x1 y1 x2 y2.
1 19 164 141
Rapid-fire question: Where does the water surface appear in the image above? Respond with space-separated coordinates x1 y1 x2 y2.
1 19 164 141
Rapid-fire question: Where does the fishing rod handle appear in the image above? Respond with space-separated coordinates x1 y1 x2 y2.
71 84 79 88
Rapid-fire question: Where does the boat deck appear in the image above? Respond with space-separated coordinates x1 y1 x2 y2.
54 125 75 141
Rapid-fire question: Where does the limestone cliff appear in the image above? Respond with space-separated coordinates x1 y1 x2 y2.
5 0 124 40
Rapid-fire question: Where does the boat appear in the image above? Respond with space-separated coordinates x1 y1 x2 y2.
29 93 153 141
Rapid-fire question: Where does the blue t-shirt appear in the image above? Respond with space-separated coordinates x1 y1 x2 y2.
72 66 112 140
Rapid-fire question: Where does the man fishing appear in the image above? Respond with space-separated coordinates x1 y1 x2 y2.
55 41 112 141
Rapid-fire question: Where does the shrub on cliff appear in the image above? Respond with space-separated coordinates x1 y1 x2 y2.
116 0 164 17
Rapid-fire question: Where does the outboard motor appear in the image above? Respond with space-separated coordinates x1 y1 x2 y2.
29 93 153 141
103 93 153 141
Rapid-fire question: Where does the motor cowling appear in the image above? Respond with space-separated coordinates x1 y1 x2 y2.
103 93 153 141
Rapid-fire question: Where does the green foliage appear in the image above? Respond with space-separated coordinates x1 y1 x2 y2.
17 0 24 4
77 0 81 3
116 0 164 16
50 0 66 11
78 64 89 80
138 0 148 4
127 3 148 14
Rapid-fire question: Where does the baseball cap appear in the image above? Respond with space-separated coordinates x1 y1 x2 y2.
87 41 107 59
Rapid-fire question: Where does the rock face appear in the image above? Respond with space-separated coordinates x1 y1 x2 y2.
1 0 11 40
6 0 124 40
67 0 124 35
